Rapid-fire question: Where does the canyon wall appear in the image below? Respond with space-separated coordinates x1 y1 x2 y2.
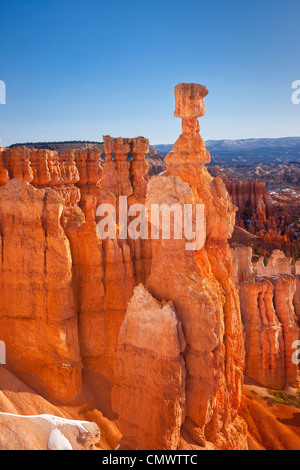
0 141 149 390
232 245 300 390
0 178 82 402
226 180 300 262
0 84 249 449
226 181 275 219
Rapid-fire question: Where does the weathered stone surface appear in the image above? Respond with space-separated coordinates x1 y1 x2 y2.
65 197 106 377
271 276 300 389
30 149 52 187
66 195 135 381
1 147 33 183
231 245 255 284
113 137 133 197
239 277 286 389
233 245 300 390
174 82 208 119
226 181 275 218
0 179 82 401
101 238 135 379
99 136 118 207
253 250 293 276
74 147 102 214
0 135 152 391
0 147 10 186
0 412 100 450
112 285 186 450
145 83 247 449
294 276 300 320
129 137 149 204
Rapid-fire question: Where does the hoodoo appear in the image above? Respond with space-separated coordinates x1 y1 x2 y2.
112 83 248 449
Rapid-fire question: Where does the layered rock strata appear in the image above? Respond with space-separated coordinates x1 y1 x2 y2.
232 245 300 390
0 135 150 391
0 84 251 450
112 285 186 450
0 179 82 401
226 181 275 218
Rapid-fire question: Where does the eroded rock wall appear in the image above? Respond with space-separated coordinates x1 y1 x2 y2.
0 138 150 387
0 179 82 401
112 285 186 450
226 181 275 219
233 245 300 390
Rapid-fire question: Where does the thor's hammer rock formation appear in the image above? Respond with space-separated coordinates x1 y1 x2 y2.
113 83 247 450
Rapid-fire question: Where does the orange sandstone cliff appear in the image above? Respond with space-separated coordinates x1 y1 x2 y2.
1 84 298 450
232 245 300 391
0 178 82 402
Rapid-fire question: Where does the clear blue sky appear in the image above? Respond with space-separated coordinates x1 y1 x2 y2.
0 0 300 146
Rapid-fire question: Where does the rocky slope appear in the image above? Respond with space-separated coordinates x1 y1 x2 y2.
208 162 300 190
222 178 300 264
0 365 120 450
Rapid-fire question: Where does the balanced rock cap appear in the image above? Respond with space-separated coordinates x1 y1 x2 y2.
174 82 209 119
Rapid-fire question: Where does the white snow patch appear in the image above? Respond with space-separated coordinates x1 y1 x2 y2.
47 429 73 451
0 412 89 435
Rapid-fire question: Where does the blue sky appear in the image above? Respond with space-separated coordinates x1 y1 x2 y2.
0 0 300 146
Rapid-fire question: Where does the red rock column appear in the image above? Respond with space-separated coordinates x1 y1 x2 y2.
113 137 133 197
65 195 107 379
81 135 136 380
64 150 80 185
100 135 118 206
56 150 81 216
2 147 33 183
239 278 286 389
47 151 62 186
128 137 151 284
74 147 102 214
0 147 9 186
86 147 102 207
30 149 52 187
129 137 149 204
146 83 246 449
74 149 88 185
271 276 300 389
